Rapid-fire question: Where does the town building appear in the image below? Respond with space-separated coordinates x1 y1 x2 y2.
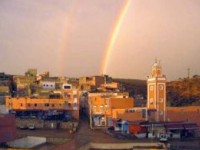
147 60 166 122
79 76 105 91
25 68 37 77
103 60 167 124
0 72 13 97
6 88 80 121
166 106 200 127
88 92 134 128
13 75 36 97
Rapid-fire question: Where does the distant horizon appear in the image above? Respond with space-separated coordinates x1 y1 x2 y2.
1 67 195 82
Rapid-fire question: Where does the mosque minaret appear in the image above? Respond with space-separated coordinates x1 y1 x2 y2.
147 59 167 121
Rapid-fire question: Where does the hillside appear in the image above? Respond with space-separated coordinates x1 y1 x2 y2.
167 75 200 106
113 78 146 87
113 78 146 97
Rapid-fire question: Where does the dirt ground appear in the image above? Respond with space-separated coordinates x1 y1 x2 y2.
51 120 200 150
74 121 132 147
52 120 146 150
16 120 200 150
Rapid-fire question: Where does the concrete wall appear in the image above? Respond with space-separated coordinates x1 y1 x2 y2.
167 106 200 126
16 118 78 130
0 105 9 114
0 115 17 143
7 136 46 149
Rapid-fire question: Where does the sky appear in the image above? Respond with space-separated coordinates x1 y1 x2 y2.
0 0 200 81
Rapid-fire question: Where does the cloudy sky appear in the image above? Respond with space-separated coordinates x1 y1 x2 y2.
0 0 200 81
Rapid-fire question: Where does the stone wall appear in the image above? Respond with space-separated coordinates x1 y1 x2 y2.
16 118 78 130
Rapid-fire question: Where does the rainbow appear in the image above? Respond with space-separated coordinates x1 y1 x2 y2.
100 0 132 75
58 1 77 76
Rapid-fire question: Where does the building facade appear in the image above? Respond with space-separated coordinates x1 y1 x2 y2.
88 93 134 128
79 76 105 91
147 60 167 121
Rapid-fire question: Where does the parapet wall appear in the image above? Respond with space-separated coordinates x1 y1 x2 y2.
16 118 78 130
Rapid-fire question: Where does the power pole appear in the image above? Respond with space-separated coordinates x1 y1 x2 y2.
187 68 190 80
187 68 190 100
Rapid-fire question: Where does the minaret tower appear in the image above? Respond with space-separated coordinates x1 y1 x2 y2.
147 59 166 121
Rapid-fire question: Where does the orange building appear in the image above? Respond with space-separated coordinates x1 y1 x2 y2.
5 89 80 120
6 98 70 111
166 106 200 127
79 76 105 91
89 94 134 128
112 108 147 121
147 60 166 122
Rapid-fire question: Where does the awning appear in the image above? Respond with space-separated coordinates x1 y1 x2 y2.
165 124 184 130
183 123 199 130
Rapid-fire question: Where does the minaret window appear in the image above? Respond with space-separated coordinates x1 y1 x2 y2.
150 86 154 91
159 85 164 90
150 98 154 104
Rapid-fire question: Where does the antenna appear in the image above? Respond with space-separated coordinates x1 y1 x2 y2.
187 68 190 79
187 68 190 100
155 57 157 63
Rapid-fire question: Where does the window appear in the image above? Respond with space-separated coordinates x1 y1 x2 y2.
100 105 104 112
150 85 154 91
159 85 164 90
27 104 31 107
64 85 71 89
93 105 96 112
34 104 37 107
20 103 23 107
160 111 163 115
45 103 49 107
150 98 154 104
142 109 146 118
52 104 55 107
